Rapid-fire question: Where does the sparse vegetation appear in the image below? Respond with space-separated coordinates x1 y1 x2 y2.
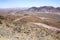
24 14 29 16
0 20 2 24
0 7 60 40
0 15 4 20
14 27 21 32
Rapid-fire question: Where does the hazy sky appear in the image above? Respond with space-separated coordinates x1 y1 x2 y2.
0 0 60 8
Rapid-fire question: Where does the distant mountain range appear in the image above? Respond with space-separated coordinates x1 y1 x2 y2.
27 6 60 13
0 6 60 15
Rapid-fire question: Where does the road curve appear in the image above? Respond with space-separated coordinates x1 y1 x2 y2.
13 16 31 22
33 23 60 32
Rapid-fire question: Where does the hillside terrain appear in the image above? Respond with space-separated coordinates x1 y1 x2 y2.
28 6 60 13
0 6 60 40
0 15 60 40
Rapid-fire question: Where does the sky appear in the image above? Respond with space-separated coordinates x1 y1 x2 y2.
0 0 60 8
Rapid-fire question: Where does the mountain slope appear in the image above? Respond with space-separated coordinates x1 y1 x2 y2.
28 6 60 13
0 15 60 40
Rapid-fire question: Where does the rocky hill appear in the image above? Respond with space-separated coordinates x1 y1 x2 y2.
0 15 60 40
28 6 60 13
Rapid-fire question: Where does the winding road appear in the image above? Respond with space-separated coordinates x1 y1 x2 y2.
13 16 60 32
33 23 60 32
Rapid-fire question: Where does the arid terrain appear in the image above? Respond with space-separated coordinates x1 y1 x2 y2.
0 6 60 40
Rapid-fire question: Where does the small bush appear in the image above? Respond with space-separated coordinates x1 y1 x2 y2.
0 15 4 19
14 27 21 32
24 14 29 16
0 21 2 24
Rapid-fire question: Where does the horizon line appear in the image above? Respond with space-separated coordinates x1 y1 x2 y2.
0 6 60 9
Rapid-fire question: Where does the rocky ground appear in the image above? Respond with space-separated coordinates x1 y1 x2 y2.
0 15 60 40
